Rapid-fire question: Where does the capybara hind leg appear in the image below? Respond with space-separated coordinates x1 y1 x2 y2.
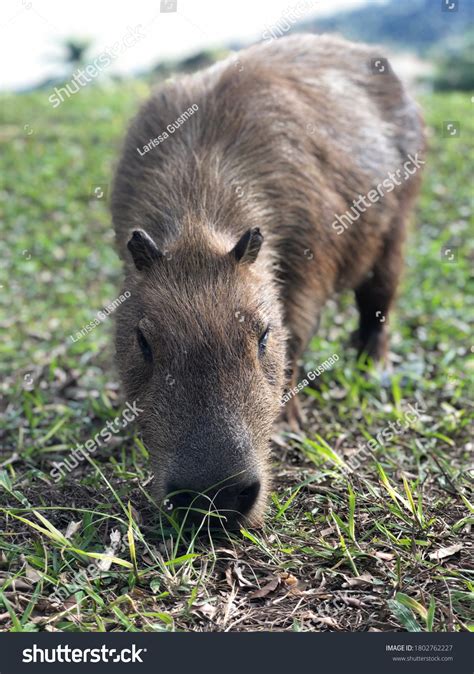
352 223 405 363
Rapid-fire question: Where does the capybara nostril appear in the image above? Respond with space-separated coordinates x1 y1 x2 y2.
165 478 261 526
166 487 200 512
236 480 261 516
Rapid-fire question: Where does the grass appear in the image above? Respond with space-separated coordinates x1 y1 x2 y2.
0 83 473 632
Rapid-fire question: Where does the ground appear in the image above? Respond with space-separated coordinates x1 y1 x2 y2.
0 86 473 632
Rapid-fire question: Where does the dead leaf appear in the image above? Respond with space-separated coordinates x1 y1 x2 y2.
329 386 348 400
374 551 395 561
342 596 365 608
249 576 280 599
428 543 463 561
229 563 255 588
0 576 32 592
342 573 375 588
215 547 237 559
320 526 335 537
225 565 234 588
280 572 298 587
314 615 341 629
65 520 81 539
25 564 42 582
63 595 79 610
97 555 113 572
193 601 217 620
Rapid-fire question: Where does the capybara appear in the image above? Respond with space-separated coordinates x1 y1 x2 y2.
111 34 425 528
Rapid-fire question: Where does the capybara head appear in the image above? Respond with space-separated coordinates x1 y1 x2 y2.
115 224 286 528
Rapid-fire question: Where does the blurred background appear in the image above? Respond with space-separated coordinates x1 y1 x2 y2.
1 0 473 93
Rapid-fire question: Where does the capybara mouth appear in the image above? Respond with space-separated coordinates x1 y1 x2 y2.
162 480 262 533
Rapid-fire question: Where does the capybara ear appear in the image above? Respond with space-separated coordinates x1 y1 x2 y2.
127 229 162 271
232 227 263 264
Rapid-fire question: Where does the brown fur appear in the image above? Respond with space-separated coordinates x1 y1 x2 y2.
111 34 425 527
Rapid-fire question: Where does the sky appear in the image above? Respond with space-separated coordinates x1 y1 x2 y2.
0 0 377 91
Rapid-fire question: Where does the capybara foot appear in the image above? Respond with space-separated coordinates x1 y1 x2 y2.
351 326 388 364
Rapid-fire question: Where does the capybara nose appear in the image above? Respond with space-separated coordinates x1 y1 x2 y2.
165 479 261 526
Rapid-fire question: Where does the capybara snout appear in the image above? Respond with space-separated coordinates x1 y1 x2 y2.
165 477 262 529
161 402 265 527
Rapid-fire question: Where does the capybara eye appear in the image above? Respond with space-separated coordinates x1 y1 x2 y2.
258 327 270 358
136 327 153 362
